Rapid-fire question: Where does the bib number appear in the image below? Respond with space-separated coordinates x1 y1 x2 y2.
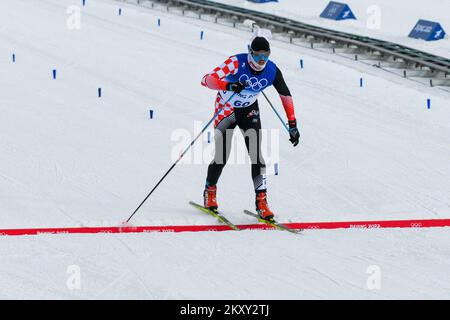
234 100 251 107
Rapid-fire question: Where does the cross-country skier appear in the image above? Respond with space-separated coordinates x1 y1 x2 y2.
201 36 300 221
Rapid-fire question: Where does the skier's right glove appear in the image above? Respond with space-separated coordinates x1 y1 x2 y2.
288 119 300 147
226 82 246 93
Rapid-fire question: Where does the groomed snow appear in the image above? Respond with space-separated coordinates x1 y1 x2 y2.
1 228 450 299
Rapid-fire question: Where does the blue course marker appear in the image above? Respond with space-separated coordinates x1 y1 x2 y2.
158 18 161 27
52 69 57 79
12 54 16 63
427 98 431 109
98 88 102 98
360 77 363 87
274 163 279 176
300 59 304 69
149 109 154 119
200 31 204 40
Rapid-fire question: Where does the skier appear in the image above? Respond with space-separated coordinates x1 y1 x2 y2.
201 36 300 221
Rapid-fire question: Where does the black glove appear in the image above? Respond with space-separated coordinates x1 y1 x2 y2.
288 119 300 147
226 82 246 93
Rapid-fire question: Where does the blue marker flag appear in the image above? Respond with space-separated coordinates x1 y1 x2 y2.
320 1 356 21
409 20 446 41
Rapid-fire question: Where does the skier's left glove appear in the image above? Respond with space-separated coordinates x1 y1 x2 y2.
288 119 300 147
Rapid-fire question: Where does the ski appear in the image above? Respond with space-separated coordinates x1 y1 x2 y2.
243 210 302 234
189 201 241 231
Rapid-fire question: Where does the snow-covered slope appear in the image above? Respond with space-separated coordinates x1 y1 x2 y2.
214 0 450 58
0 0 449 299
2 228 450 299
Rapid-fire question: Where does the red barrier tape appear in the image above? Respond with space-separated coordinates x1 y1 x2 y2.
1 218 449 236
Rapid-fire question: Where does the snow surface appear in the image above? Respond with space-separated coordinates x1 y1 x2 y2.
0 0 449 299
2 229 450 299
213 0 450 58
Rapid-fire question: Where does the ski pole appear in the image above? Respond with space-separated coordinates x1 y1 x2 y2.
261 91 290 133
126 93 236 223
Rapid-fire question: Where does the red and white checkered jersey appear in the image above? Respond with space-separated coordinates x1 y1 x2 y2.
201 56 239 90
201 56 240 127
201 54 297 128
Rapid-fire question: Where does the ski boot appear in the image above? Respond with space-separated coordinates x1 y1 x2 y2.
203 185 218 212
256 192 274 221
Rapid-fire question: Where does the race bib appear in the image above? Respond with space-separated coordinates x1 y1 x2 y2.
220 90 260 108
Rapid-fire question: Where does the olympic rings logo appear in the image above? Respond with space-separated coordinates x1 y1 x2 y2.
239 74 268 91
